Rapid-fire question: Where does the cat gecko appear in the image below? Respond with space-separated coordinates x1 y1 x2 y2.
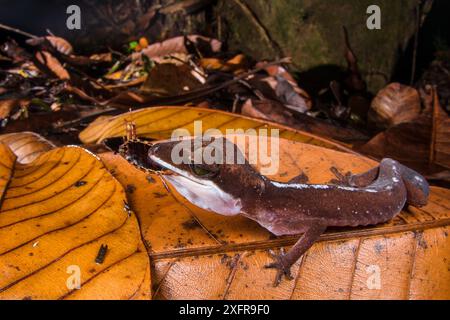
142 137 429 286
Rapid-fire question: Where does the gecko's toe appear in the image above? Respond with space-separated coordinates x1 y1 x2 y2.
264 263 283 286
274 270 283 287
265 249 294 287
265 263 293 287
268 249 277 258
330 167 353 186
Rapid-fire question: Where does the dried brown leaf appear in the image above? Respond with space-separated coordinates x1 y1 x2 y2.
35 51 70 80
27 36 73 55
140 64 202 96
133 35 221 60
0 99 27 120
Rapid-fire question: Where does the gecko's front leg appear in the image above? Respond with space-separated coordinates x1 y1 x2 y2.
330 165 379 187
265 224 326 286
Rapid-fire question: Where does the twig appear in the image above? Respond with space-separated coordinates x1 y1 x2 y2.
53 107 118 129
237 79 265 100
0 23 37 39
167 54 207 79
46 29 55 36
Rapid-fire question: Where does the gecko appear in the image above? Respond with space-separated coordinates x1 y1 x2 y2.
143 136 429 286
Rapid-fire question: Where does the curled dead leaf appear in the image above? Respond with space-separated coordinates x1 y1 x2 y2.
89 53 113 62
140 64 203 96
133 35 222 60
274 75 310 113
0 99 29 120
35 51 70 80
200 54 249 73
357 114 432 172
0 133 150 300
27 36 73 55
360 86 449 174
369 83 421 129
0 132 54 164
255 62 312 111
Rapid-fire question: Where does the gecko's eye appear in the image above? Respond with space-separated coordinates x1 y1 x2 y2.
189 163 219 178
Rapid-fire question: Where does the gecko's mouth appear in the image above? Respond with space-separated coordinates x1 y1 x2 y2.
148 153 242 216
148 154 210 186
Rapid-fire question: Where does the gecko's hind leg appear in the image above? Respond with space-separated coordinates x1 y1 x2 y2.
265 224 326 287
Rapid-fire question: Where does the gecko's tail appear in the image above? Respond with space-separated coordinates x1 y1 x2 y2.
397 161 430 208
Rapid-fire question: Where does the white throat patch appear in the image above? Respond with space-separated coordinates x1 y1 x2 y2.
150 155 242 216
164 174 242 216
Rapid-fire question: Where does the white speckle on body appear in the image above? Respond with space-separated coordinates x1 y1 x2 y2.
271 181 378 193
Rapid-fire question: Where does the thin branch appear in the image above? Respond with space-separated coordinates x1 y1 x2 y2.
0 23 37 39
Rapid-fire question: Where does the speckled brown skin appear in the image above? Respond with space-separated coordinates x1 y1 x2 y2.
148 137 430 286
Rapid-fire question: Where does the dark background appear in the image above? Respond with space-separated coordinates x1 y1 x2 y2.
0 0 449 87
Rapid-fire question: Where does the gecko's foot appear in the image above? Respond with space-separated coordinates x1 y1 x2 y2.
264 249 294 287
329 167 353 186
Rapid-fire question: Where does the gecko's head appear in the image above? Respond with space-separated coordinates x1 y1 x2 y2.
148 136 264 216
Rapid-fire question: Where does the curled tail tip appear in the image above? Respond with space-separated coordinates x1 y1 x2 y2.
398 164 430 208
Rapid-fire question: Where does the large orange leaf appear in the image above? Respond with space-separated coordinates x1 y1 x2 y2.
100 136 450 300
79 106 355 151
0 134 150 300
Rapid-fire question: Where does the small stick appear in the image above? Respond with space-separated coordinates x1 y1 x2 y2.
53 107 117 129
0 23 37 39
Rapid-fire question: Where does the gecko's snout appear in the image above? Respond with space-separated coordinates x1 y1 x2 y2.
147 142 179 174
147 141 175 158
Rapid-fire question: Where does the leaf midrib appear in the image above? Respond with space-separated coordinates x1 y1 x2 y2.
150 217 450 261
